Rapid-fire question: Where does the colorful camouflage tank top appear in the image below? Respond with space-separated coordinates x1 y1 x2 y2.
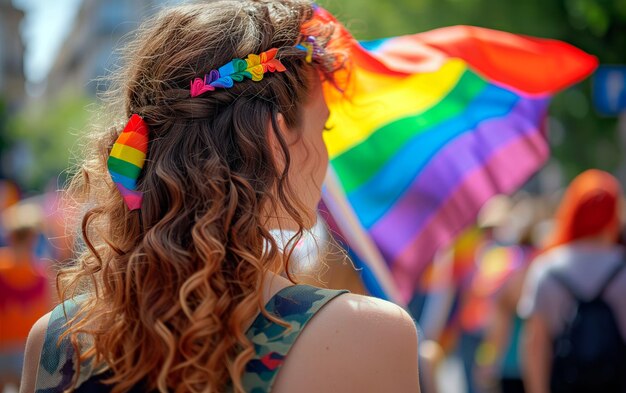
34 285 348 392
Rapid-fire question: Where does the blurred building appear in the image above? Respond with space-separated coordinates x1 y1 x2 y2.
0 0 26 109
46 0 180 97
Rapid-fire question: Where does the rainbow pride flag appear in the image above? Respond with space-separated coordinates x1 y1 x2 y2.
318 8 597 304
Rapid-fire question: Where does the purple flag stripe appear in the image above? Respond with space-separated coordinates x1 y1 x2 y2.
389 128 549 301
369 97 549 264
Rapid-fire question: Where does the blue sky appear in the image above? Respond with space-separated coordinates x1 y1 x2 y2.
13 0 83 84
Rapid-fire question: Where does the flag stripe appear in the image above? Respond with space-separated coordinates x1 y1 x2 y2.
360 27 598 94
346 83 520 229
331 69 485 193
391 129 549 300
324 59 467 158
370 97 550 264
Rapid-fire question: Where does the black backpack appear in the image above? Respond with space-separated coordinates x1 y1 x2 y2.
550 262 626 393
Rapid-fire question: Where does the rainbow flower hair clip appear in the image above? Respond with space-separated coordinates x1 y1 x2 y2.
190 48 287 97
190 36 326 97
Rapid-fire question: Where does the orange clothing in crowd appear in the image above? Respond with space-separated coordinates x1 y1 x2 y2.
0 248 50 349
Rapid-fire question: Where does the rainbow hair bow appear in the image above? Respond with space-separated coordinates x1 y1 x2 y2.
190 48 287 97
107 114 149 210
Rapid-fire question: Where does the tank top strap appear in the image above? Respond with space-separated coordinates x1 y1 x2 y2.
35 295 99 392
242 284 348 392
36 287 347 392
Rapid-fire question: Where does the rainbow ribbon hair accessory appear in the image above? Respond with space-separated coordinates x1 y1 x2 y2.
190 48 287 97
107 114 149 210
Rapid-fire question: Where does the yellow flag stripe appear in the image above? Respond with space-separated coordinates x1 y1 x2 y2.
323 59 466 158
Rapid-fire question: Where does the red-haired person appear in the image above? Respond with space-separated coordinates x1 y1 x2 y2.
518 169 626 393
20 2 419 392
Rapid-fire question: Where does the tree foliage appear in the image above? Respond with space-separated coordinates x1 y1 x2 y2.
6 92 91 192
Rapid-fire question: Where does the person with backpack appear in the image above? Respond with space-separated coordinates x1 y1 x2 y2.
517 169 626 393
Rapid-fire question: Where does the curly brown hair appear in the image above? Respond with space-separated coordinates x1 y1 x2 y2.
58 1 347 392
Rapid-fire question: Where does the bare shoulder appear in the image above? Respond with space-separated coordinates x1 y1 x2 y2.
273 293 420 393
318 293 417 336
20 312 52 393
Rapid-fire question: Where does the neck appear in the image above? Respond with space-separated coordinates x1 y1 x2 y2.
262 201 316 233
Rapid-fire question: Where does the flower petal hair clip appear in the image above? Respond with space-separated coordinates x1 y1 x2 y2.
190 48 287 97
190 35 326 97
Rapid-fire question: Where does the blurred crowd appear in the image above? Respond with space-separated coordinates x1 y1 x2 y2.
0 180 76 391
1 168 626 393
406 168 626 393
